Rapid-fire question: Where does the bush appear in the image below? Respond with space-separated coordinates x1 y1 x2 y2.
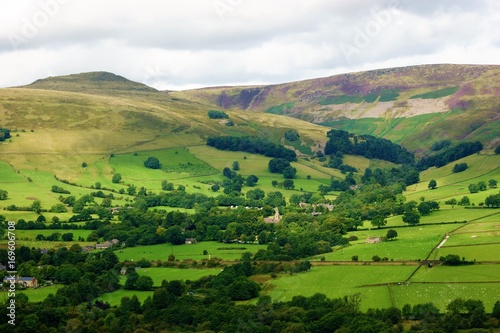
207 110 229 119
144 157 161 169
452 163 468 173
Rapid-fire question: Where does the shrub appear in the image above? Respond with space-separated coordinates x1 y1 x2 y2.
452 163 468 173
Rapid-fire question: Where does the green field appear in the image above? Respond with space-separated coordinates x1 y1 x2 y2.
116 242 268 262
96 289 153 307
16 284 62 303
433 243 500 261
392 283 499 312
410 264 500 283
320 224 459 261
264 266 415 310
133 267 221 286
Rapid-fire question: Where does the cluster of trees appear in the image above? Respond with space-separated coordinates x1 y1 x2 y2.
284 129 299 141
207 110 229 119
144 156 161 169
324 129 415 164
207 136 297 161
468 179 497 193
268 158 297 178
0 127 11 141
417 141 483 170
430 139 451 151
485 193 500 207
453 162 468 173
0 189 7 200
51 185 70 194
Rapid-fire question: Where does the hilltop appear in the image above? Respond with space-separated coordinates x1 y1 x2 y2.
24 71 158 96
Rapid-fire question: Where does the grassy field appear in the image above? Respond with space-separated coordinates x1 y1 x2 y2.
263 266 416 310
319 224 459 261
392 283 499 312
15 284 62 303
96 289 153 306
410 264 500 283
116 242 268 262
134 267 221 286
433 243 500 261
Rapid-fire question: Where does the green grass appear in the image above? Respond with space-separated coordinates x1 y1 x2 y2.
320 224 457 262
444 232 500 246
134 267 221 286
410 86 459 99
392 283 499 311
410 265 500 283
433 243 500 261
16 284 62 303
116 242 268 262
96 289 153 306
264 102 295 115
264 266 415 310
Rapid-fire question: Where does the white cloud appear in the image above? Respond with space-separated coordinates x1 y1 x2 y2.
0 0 498 90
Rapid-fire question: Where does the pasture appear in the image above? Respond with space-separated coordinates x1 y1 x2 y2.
134 267 221 286
321 224 459 261
433 243 500 261
391 283 499 312
263 266 416 310
16 284 62 303
116 242 268 262
96 289 153 307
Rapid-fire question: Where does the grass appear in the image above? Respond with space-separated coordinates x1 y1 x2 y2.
116 242 268 262
319 224 458 261
264 102 295 115
16 284 62 303
410 86 459 99
263 266 415 310
96 289 153 306
410 264 500 283
392 283 499 312
433 243 500 261
134 267 221 286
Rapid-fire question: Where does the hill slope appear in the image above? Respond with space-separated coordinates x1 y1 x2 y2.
174 64 500 152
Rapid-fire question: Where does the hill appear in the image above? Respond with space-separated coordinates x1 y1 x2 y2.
23 71 159 96
175 64 500 153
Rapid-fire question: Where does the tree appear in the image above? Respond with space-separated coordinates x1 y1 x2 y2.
488 179 497 188
495 146 500 154
207 110 229 119
144 156 161 169
246 188 265 200
459 196 470 206
386 229 398 240
112 173 122 184
31 200 42 214
61 233 74 241
232 161 240 171
453 163 468 173
135 276 154 291
371 215 387 228
282 166 297 179
283 179 295 190
165 226 185 245
284 129 300 141
477 181 487 191
428 179 437 190
81 162 87 169
468 183 479 193
445 198 457 209
271 180 278 187
245 175 259 187
268 158 291 173
485 193 500 207
211 184 220 192
0 189 8 200
402 211 420 225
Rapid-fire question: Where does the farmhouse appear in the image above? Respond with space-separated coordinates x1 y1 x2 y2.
185 238 197 245
366 237 381 244
3 276 38 288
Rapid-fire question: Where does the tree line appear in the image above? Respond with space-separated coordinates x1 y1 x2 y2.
207 136 297 161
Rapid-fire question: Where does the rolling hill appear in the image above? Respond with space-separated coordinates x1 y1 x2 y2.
174 64 500 153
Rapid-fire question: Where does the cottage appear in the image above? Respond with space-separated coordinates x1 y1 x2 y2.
95 241 113 249
366 237 381 244
82 245 95 253
3 276 38 288
185 238 197 245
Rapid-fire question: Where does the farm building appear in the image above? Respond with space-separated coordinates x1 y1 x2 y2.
3 276 38 288
185 238 197 245
366 237 381 244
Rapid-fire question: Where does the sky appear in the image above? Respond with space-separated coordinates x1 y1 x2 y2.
1 0 499 91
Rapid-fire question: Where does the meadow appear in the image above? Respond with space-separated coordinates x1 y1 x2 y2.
263 266 416 310
116 242 268 262
133 267 221 286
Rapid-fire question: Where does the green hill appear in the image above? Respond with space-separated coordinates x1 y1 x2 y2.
175 64 500 153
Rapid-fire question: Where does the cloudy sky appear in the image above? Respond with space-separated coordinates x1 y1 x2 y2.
1 0 499 90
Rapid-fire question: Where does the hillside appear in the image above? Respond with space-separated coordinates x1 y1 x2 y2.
174 64 500 153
